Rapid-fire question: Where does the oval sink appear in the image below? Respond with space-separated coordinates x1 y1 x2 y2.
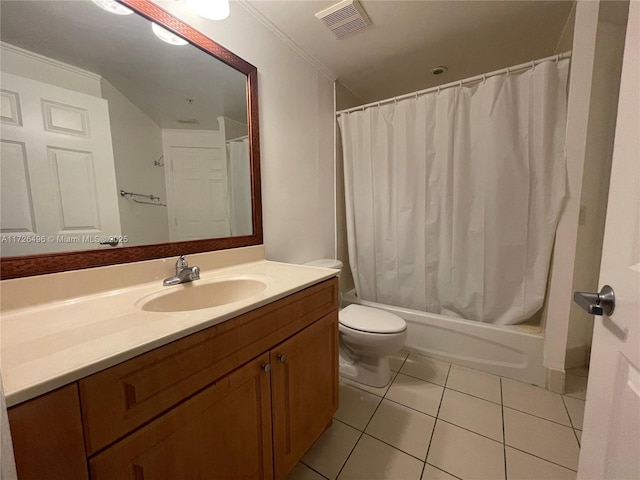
140 278 268 312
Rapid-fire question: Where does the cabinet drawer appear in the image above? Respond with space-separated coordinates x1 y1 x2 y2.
80 277 338 454
89 353 273 480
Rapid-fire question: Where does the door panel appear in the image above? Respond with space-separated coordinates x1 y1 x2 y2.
578 2 639 478
271 313 339 479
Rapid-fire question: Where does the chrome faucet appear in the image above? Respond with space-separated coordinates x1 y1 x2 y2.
163 255 200 286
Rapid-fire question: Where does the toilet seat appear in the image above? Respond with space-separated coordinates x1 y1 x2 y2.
339 304 406 334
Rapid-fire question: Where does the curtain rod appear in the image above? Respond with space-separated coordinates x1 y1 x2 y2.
336 51 571 117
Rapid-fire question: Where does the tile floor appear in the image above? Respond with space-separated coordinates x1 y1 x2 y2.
288 352 588 480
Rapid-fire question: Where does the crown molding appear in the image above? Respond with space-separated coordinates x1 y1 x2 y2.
236 0 338 82
0 42 102 82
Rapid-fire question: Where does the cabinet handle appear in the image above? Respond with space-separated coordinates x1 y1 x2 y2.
261 363 271 373
278 354 288 363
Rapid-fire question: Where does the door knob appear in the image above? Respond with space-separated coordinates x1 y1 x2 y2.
278 354 287 363
573 285 615 316
261 363 271 373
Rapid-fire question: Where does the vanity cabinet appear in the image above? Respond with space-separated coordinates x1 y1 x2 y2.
7 277 339 480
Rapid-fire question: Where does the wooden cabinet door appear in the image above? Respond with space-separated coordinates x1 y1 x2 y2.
90 353 273 480
271 312 339 479
8 384 88 480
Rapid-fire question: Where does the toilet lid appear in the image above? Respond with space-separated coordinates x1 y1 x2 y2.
339 304 406 334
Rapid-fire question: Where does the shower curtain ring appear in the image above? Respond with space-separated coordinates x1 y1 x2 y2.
530 60 536 70
555 54 560 64
506 66 511 76
437 86 441 95
482 74 486 84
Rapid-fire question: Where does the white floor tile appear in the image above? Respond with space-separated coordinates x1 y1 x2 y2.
301 420 361 480
505 447 577 479
390 350 410 372
562 396 585 430
575 430 582 445
340 375 395 398
502 378 571 426
400 354 450 386
338 434 424 480
438 388 503 442
564 374 587 400
445 365 502 404
288 463 327 480
365 399 435 460
427 420 505 480
422 464 458 480
334 383 382 431
386 373 444 416
503 408 580 471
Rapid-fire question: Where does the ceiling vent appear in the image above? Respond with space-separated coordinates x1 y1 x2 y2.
315 0 371 39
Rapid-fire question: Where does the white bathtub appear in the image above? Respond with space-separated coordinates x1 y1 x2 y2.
342 291 546 387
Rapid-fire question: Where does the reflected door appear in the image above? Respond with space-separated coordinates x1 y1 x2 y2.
0 72 121 256
162 129 230 241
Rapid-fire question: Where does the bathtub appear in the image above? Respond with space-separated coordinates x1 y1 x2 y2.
342 290 546 387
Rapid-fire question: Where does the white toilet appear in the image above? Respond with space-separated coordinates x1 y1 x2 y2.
304 259 407 388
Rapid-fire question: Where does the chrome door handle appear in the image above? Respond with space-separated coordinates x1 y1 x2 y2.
573 285 615 316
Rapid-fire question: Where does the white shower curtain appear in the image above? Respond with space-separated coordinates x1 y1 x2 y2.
339 58 569 325
226 138 252 236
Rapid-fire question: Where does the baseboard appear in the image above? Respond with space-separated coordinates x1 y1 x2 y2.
565 345 589 369
546 367 566 394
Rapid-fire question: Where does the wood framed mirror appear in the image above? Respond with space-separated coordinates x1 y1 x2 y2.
0 0 262 279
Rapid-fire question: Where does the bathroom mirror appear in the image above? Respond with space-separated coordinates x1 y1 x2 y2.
0 0 262 279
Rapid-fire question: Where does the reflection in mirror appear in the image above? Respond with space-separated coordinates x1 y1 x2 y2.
0 0 254 260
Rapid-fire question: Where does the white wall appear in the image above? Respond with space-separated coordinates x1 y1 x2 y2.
335 81 364 293
159 1 336 265
543 0 628 386
101 79 170 246
566 16 627 364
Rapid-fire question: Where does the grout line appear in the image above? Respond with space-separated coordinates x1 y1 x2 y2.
393 370 448 389
333 375 393 480
299 460 330 479
436 417 504 445
505 445 578 473
501 378 508 480
444 384 503 406
382 396 438 420
425 462 464 480
502 405 574 429
360 432 428 464
421 364 451 478
561 395 583 447
560 395 576 429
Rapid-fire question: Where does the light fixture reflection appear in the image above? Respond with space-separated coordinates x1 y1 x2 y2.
91 0 134 15
187 0 230 20
151 23 189 46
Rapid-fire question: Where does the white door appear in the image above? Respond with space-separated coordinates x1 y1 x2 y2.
162 129 230 241
577 2 640 478
0 72 121 255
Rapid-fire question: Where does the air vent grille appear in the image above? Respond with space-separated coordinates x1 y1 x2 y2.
315 0 371 39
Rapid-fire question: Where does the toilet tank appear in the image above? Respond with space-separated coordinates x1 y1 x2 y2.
303 259 343 270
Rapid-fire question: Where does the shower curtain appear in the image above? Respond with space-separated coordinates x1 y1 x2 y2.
338 58 569 325
226 137 252 236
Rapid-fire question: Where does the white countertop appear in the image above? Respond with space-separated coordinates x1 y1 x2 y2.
1 260 337 406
